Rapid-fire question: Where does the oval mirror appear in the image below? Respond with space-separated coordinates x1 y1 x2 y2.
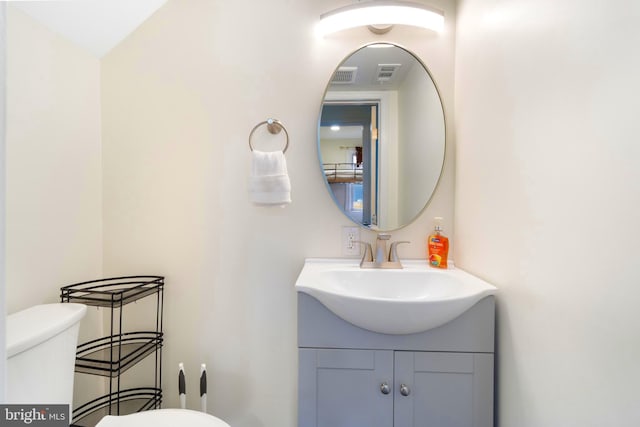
318 43 445 231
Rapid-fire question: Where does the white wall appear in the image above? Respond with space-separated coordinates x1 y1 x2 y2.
5 6 103 314
0 2 7 403
319 138 360 164
455 0 640 425
101 0 456 426
398 60 446 226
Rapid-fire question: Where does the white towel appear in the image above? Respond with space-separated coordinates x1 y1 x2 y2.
249 150 291 206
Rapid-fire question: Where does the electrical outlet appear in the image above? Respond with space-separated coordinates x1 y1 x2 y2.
341 226 361 256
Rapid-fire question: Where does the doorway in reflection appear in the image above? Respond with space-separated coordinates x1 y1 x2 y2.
320 103 379 226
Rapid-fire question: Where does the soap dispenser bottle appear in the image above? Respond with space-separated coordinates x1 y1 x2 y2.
428 217 449 268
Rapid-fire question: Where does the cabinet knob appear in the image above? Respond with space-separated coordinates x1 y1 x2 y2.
380 382 391 395
400 384 411 396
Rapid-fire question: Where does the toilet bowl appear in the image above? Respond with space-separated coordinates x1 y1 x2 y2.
96 408 230 427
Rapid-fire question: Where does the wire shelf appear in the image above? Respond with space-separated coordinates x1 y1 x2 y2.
60 276 164 307
62 275 164 427
75 332 163 377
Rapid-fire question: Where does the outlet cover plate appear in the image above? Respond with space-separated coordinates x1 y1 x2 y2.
341 226 361 257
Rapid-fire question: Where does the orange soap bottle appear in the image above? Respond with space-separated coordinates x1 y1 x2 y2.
428 217 449 268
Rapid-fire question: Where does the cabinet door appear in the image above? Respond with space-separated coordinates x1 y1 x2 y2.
394 351 494 427
299 348 394 427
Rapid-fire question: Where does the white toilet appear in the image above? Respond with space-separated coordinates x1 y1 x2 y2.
6 303 87 410
96 408 230 427
6 302 230 427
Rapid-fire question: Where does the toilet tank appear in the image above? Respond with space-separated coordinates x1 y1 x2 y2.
6 303 87 406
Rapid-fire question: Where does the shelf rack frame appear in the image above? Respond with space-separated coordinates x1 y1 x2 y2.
61 276 164 427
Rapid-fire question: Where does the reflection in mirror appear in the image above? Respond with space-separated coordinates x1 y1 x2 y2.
318 43 445 231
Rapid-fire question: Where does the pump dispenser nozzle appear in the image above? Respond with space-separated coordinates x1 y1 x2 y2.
433 216 444 232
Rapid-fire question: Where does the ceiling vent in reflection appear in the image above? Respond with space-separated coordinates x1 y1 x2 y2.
332 66 358 84
376 64 401 82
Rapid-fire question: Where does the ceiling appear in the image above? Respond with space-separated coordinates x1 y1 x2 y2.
11 0 168 58
320 125 364 140
329 44 419 92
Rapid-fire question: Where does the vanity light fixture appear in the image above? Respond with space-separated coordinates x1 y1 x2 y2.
316 1 444 37
366 43 396 48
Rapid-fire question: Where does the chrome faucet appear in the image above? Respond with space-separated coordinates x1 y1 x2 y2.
359 233 409 269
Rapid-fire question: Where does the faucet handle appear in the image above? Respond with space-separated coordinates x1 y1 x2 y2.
355 241 373 263
389 241 410 262
377 233 392 240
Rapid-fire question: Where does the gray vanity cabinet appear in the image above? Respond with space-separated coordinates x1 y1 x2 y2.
298 293 495 427
299 349 393 427
299 349 492 427
393 351 493 427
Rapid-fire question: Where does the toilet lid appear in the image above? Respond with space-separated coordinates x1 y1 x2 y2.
96 409 230 427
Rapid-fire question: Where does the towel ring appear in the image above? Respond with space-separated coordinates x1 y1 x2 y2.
249 118 289 153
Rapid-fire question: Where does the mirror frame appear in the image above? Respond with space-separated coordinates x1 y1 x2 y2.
316 42 447 231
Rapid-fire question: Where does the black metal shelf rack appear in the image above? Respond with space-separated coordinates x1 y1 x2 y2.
61 276 164 427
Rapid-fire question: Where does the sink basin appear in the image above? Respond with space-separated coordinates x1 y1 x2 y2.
295 258 497 335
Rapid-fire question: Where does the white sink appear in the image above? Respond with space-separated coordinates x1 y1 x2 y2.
295 258 497 335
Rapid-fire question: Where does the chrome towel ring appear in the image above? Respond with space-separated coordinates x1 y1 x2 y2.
249 118 289 153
